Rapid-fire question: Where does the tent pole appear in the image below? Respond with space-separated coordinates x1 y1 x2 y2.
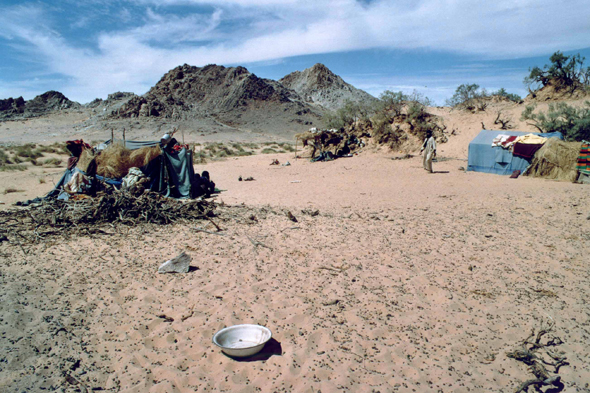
111 128 114 142
123 128 126 146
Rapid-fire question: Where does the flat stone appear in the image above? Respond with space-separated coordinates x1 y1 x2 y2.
158 251 191 274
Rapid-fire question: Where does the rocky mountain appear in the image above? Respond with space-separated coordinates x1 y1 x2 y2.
280 63 377 111
0 91 80 121
115 64 322 134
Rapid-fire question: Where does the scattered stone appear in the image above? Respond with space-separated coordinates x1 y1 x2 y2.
158 251 192 274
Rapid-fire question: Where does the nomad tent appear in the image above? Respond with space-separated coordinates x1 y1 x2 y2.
467 130 564 175
49 139 195 200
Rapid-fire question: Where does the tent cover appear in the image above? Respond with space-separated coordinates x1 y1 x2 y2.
467 130 564 175
50 139 195 200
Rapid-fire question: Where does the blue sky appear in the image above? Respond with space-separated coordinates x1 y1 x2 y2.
1 0 590 105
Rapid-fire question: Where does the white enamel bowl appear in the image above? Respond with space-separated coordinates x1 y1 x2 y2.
212 324 272 357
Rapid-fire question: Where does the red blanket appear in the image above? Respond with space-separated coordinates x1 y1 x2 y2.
512 142 543 159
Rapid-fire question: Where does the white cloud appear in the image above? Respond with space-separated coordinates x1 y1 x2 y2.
1 0 590 102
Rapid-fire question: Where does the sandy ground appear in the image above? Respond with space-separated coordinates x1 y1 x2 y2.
1 102 590 392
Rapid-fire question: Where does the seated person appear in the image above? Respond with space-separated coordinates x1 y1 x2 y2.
192 171 216 198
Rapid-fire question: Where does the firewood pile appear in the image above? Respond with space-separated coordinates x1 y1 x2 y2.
0 188 216 244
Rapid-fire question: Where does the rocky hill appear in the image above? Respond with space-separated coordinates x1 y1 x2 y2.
280 63 377 111
115 64 323 134
0 91 80 121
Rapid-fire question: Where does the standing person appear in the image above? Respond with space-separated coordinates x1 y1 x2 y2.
420 130 436 173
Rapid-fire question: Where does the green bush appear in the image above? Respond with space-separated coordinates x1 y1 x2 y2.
0 149 12 166
261 148 278 154
0 165 27 172
524 51 590 93
445 84 488 110
324 99 372 130
376 91 406 118
521 101 590 141
491 88 522 103
42 158 62 167
15 145 44 159
279 143 295 152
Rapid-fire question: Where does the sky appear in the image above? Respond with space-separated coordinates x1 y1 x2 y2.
1 0 590 106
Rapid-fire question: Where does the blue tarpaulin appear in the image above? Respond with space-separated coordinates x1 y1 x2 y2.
467 130 564 175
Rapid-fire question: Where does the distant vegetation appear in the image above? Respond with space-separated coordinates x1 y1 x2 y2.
521 101 590 141
192 141 294 164
323 90 446 149
524 51 590 95
445 84 521 111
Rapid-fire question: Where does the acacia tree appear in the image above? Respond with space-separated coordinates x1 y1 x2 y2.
524 51 590 93
446 84 489 111
520 101 590 141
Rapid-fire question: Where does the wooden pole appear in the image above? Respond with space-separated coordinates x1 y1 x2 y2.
182 128 185 145
123 128 126 146
111 128 114 142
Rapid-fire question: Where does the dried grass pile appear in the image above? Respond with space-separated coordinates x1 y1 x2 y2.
94 143 161 178
525 138 582 182
0 187 216 242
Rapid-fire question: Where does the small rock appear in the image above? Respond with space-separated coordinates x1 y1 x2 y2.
286 211 298 222
158 251 191 273
458 166 465 171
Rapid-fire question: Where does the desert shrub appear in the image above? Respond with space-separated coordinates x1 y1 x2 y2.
0 149 12 166
261 148 278 154
491 88 522 103
216 145 235 157
279 143 295 152
231 143 246 152
324 99 372 130
0 164 27 172
521 101 590 141
375 91 406 118
446 84 488 110
37 142 68 154
42 158 62 167
39 178 46 184
242 143 259 149
29 158 40 166
15 145 44 159
193 151 208 164
524 51 590 94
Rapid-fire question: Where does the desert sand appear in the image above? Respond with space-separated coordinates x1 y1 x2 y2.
1 101 589 393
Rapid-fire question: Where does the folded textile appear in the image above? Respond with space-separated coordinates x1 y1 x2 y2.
577 141 590 174
512 142 543 159
513 134 548 145
491 135 518 149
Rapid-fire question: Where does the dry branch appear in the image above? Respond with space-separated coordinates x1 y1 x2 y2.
506 320 568 393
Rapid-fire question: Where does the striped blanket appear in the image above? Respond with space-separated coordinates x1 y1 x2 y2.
578 141 590 174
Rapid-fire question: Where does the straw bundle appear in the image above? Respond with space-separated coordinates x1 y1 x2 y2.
95 143 161 179
525 138 582 182
77 149 97 175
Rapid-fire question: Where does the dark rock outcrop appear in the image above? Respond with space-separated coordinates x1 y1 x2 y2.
0 91 80 120
116 64 322 132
